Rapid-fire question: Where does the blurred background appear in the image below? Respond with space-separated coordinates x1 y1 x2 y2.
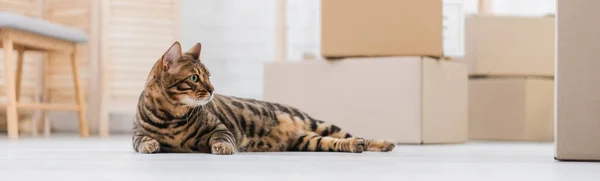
0 0 555 139
5 1 600 180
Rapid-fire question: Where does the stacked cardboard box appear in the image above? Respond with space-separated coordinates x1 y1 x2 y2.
264 0 468 144
466 15 555 141
556 0 600 161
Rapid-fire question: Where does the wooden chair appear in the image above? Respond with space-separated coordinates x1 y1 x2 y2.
0 12 89 139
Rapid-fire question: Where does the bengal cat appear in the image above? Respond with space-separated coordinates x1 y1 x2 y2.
132 42 395 155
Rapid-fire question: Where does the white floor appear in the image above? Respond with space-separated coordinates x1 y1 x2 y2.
0 135 599 181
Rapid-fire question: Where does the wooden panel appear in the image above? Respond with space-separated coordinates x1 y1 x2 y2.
22 0 179 135
44 0 92 103
105 0 179 109
0 0 44 17
0 0 44 103
0 103 79 111
0 51 42 103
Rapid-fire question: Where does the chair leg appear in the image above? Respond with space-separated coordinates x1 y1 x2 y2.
99 105 109 137
3 38 19 139
69 47 89 137
39 53 50 137
99 76 109 137
41 89 50 137
15 47 24 101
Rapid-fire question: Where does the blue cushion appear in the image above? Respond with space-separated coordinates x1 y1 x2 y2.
0 12 88 43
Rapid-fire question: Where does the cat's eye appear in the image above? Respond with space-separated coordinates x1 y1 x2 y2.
190 75 199 82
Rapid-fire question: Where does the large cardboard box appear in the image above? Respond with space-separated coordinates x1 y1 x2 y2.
465 15 555 76
556 0 600 161
264 57 467 144
469 78 554 141
321 0 442 58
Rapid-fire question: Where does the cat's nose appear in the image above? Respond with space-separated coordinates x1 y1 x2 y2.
206 86 214 93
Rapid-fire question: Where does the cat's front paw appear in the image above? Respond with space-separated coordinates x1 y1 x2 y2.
139 139 160 154
211 142 235 155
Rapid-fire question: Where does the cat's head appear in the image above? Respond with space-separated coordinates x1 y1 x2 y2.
155 42 214 107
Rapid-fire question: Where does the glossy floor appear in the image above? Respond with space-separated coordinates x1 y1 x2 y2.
0 135 598 181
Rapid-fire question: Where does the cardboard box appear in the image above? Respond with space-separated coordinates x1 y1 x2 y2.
321 0 442 58
556 0 600 161
264 57 467 144
469 78 554 141
465 15 555 76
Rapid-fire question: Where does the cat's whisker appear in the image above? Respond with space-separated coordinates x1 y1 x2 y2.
187 100 201 122
185 107 191 121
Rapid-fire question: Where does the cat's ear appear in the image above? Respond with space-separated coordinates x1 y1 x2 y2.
185 42 202 60
162 41 182 69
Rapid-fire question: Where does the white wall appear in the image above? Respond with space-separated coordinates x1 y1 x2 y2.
180 0 322 99
181 0 276 100
286 0 321 61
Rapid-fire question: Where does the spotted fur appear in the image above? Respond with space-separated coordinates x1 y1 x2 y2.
132 42 395 154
